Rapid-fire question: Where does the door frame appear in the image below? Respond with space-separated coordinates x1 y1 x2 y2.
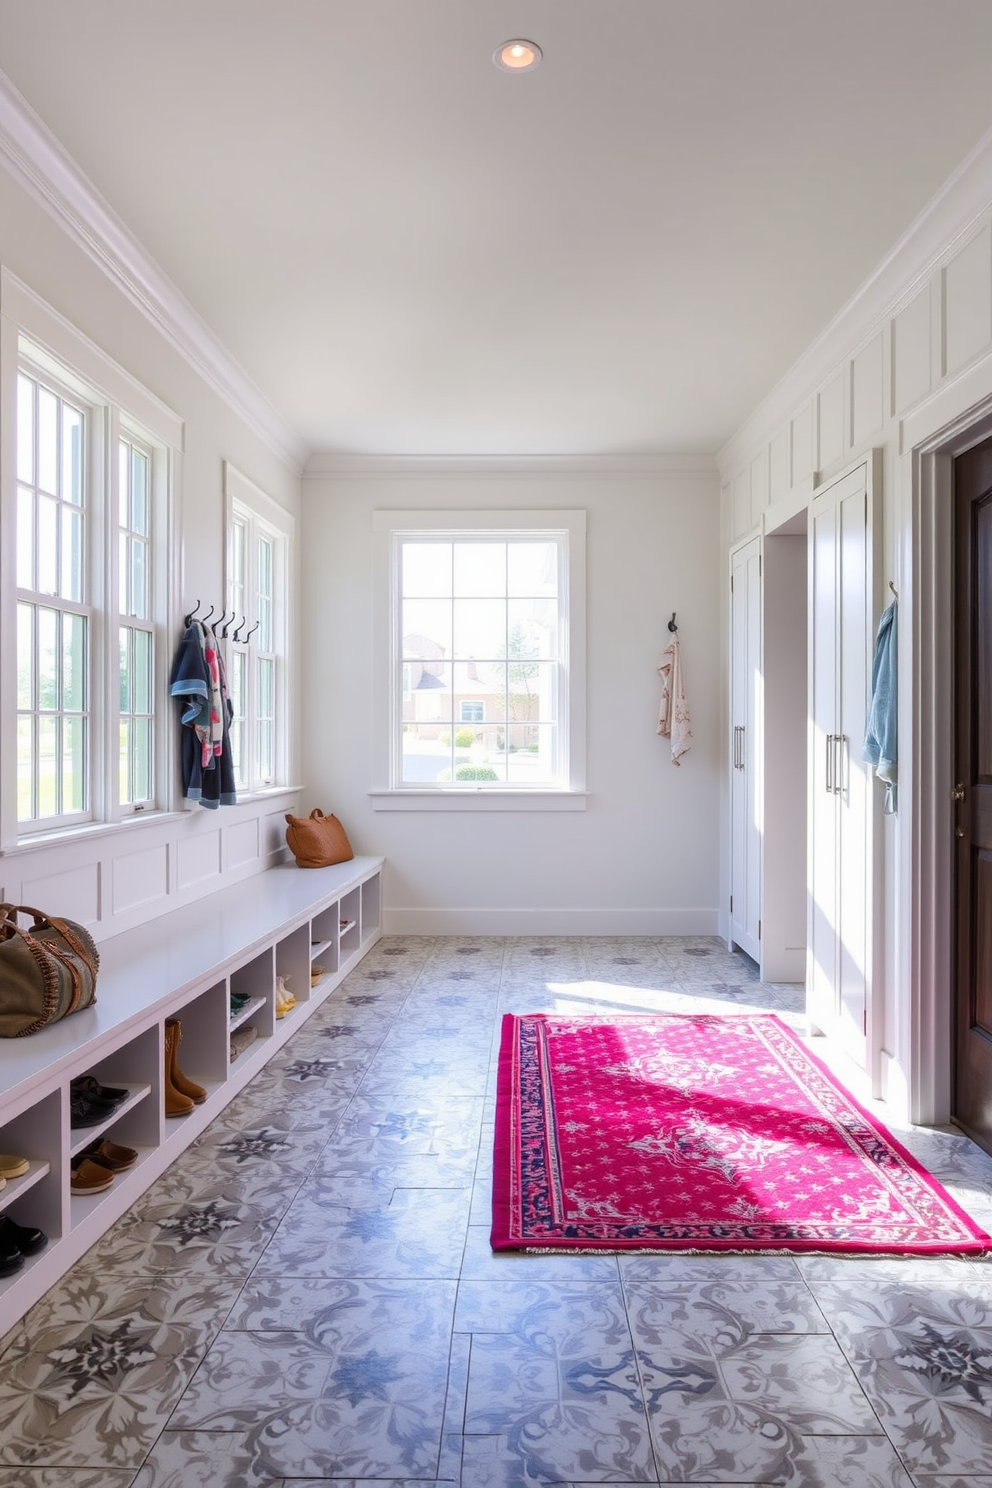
902 378 992 1125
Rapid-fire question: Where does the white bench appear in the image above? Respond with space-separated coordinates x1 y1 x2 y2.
0 855 383 1336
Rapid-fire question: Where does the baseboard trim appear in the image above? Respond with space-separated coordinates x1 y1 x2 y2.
381 907 719 936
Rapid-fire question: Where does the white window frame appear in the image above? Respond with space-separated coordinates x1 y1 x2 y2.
224 462 293 796
0 272 181 847
371 509 587 812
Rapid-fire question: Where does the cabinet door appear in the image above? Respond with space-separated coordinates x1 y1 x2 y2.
730 539 761 960
807 464 874 1066
836 482 870 1059
808 493 839 1035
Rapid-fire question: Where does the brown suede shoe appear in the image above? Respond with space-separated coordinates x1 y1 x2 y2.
70 1157 115 1195
83 1139 138 1173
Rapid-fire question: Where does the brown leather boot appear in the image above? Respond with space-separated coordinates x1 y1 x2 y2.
165 1018 207 1104
163 1020 195 1117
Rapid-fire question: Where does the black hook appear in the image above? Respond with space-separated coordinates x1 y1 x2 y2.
667 612 678 633
184 599 201 627
219 610 235 637
242 620 260 645
201 603 216 626
232 615 248 642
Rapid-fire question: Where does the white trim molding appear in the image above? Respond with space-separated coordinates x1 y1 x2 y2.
720 120 992 478
305 452 719 480
0 69 308 475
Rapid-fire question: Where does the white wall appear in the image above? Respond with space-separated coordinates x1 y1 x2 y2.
0 155 304 942
301 459 721 935
716 129 992 1119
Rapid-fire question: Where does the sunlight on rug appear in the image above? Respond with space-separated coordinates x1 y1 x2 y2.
491 1013 991 1255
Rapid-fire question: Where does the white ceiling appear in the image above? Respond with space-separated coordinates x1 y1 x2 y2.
2 1 992 460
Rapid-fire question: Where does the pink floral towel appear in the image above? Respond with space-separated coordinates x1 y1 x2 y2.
657 635 692 765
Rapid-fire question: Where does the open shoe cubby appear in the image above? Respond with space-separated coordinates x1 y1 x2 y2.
0 855 383 1337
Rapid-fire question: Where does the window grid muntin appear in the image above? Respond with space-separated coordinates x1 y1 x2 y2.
397 535 564 788
117 432 155 808
15 367 92 826
227 506 284 793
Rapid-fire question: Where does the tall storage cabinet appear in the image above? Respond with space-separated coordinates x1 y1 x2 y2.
807 456 878 1070
729 536 762 963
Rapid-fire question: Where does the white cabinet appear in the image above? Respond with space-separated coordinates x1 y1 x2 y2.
730 537 762 963
808 458 878 1068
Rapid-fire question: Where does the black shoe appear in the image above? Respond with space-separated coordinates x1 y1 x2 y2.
0 1216 46 1257
69 1088 121 1128
70 1075 129 1105
0 1220 24 1276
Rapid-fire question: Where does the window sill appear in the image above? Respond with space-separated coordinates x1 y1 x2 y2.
3 810 186 857
369 790 588 812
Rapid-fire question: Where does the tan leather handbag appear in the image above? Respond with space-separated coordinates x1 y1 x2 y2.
0 903 100 1037
285 809 354 868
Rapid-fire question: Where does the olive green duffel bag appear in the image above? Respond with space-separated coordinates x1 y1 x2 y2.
0 903 99 1037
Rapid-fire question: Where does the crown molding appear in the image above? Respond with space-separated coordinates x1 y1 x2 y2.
718 120 992 477
304 451 719 480
0 70 308 476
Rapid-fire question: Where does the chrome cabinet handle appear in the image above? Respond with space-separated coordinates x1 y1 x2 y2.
835 733 847 795
826 733 834 794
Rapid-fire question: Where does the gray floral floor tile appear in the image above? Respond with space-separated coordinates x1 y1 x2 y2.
225 1276 456 1333
454 1276 633 1344
0 1276 238 1469
168 1279 453 1480
0 1473 136 1487
771 1262 992 1474
618 1253 805 1284
786 1434 916 1486
914 1479 992 1487
461 1223 621 1282
74 1188 284 1277
7 935 992 1485
129 1429 278 1487
457 1278 654 1480
622 1276 830 1341
257 1184 471 1279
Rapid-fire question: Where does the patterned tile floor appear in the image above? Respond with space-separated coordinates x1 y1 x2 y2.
1 935 991 1487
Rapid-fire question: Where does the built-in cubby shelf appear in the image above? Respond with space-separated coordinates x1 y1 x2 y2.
68 1085 152 1158
0 855 383 1337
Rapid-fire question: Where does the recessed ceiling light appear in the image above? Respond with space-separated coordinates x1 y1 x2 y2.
494 39 542 73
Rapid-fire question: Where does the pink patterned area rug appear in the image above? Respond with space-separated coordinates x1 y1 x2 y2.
491 1012 991 1255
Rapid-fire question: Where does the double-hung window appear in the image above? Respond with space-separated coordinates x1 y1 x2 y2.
2 277 179 843
15 368 90 826
373 510 586 807
225 462 292 794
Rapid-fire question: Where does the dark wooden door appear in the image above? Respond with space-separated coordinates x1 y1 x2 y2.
953 441 992 1154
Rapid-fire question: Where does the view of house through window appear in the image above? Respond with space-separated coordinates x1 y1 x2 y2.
15 368 91 826
398 535 565 787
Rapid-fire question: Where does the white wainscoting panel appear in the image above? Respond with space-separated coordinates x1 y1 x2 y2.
733 469 750 536
176 829 222 890
112 843 169 915
264 808 292 865
769 427 790 502
791 402 813 486
818 371 845 471
19 861 101 927
852 332 884 449
0 792 299 945
226 816 261 871
891 286 931 416
944 222 992 377
749 448 767 528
